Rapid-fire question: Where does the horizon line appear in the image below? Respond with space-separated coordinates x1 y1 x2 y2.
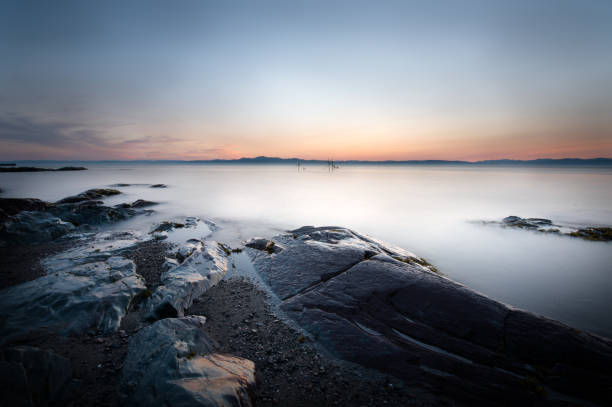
3 156 612 164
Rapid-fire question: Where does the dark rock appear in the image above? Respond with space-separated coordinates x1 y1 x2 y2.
0 211 75 246
119 316 256 407
114 199 158 209
0 198 49 217
0 166 86 172
497 216 612 242
502 215 553 228
0 346 74 406
567 227 612 242
247 226 612 405
56 188 121 204
150 184 167 188
0 250 146 344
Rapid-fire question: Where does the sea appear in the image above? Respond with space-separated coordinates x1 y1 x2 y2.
2 162 611 337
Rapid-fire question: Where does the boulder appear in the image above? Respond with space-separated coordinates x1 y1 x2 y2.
145 240 228 320
119 316 255 407
0 254 146 344
0 346 74 406
246 226 612 406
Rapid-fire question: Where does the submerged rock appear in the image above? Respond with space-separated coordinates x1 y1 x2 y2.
246 226 612 405
567 227 612 241
114 199 158 209
492 216 612 242
56 188 121 204
0 252 146 344
119 316 255 407
145 240 228 320
0 346 75 406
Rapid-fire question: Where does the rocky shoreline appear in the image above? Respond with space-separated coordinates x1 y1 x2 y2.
1 188 611 406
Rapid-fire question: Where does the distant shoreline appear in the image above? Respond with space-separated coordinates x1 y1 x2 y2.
2 157 612 166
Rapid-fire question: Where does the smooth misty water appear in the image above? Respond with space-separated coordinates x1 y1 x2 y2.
2 163 611 337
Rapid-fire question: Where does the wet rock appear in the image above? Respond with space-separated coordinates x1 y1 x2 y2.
114 199 158 209
0 198 49 217
0 189 155 246
244 237 271 251
0 252 146 344
494 216 612 242
145 240 228 320
119 316 255 407
0 211 75 246
0 166 86 172
0 346 75 406
567 227 612 241
247 226 612 405
47 200 138 226
502 216 553 228
150 184 167 188
56 188 121 204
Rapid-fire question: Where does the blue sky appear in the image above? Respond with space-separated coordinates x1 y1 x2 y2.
1 0 611 160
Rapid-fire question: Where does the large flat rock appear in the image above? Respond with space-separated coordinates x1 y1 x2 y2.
247 226 612 406
119 316 256 407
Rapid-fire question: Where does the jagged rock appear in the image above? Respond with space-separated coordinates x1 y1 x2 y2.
114 199 158 209
0 190 154 246
0 253 146 344
246 226 612 406
46 200 138 226
0 346 74 406
0 211 75 246
567 227 612 241
502 216 553 228
119 316 255 407
145 240 228 320
56 188 121 204
0 198 49 217
494 216 612 242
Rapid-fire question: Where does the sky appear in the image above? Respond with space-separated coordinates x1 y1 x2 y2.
1 0 611 161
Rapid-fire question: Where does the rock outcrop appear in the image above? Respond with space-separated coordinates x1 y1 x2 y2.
246 226 612 406
145 240 228 320
0 234 147 344
119 316 255 407
484 216 612 242
0 189 155 246
0 346 75 406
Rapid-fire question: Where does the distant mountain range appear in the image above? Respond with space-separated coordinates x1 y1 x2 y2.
8 157 612 166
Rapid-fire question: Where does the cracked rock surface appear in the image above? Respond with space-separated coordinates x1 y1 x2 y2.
247 226 612 406
0 231 147 344
145 240 229 320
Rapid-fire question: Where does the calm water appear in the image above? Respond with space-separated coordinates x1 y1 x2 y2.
2 163 612 337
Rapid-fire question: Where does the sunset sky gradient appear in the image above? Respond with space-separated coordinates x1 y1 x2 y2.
1 0 611 161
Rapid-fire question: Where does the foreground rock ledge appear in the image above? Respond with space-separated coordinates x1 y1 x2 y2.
119 316 256 407
246 226 612 406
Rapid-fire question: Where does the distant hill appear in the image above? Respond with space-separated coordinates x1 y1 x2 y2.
8 157 612 166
